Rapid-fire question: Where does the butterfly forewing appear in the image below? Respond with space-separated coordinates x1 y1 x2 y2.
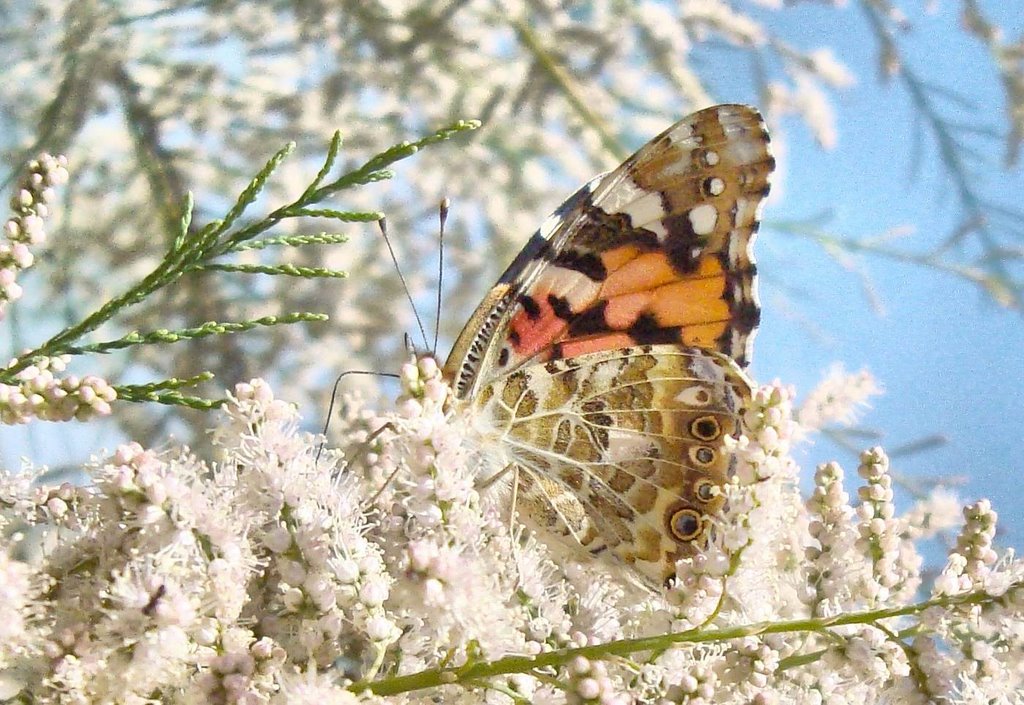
444 104 773 399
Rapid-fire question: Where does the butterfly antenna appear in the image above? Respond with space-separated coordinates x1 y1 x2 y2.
316 368 400 464
432 197 449 357
378 217 429 352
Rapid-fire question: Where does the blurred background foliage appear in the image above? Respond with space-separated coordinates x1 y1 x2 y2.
0 0 1022 538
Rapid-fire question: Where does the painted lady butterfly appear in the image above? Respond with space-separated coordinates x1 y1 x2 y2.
442 105 774 586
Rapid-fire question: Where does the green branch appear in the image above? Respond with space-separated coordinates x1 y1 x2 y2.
230 233 350 251
115 387 226 409
351 583 1019 697
196 264 348 278
115 373 225 408
60 313 328 356
0 120 479 383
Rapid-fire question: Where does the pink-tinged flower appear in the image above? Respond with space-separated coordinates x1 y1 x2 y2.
565 655 630 705
1 153 68 317
0 356 117 425
668 552 726 627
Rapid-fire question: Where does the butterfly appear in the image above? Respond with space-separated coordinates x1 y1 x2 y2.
441 105 774 587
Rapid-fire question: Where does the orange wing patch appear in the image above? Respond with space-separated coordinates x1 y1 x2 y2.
599 249 678 298
601 252 730 320
508 250 737 363
591 252 734 349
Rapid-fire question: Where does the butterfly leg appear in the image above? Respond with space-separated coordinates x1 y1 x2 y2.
336 421 402 504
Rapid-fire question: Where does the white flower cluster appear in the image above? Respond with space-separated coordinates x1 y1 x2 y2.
0 355 116 424
0 380 384 703
797 365 882 431
0 369 1021 704
934 500 999 597
1 153 68 314
366 357 562 677
0 546 36 674
855 447 919 604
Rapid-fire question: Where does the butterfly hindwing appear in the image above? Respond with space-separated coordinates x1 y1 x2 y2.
480 345 752 583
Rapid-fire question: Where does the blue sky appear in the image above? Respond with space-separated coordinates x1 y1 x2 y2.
734 3 1024 545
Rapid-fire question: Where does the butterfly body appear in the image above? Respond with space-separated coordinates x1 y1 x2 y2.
442 105 774 585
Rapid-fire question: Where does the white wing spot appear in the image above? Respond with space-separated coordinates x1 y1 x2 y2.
708 177 725 196
669 123 695 140
688 203 718 235
704 150 720 166
724 139 760 164
538 211 563 240
734 197 757 226
622 192 666 229
606 429 657 463
537 269 600 309
595 176 669 241
590 362 620 391
675 386 712 407
593 176 671 241
661 146 696 176
688 353 731 387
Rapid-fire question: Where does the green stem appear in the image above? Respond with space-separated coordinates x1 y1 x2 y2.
216 120 476 255
60 313 327 355
511 20 626 161
1 256 185 380
351 584 1017 697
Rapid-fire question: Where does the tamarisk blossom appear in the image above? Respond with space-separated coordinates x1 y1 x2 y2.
797 364 881 432
1 153 68 314
0 368 1020 703
0 157 117 425
0 355 117 424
